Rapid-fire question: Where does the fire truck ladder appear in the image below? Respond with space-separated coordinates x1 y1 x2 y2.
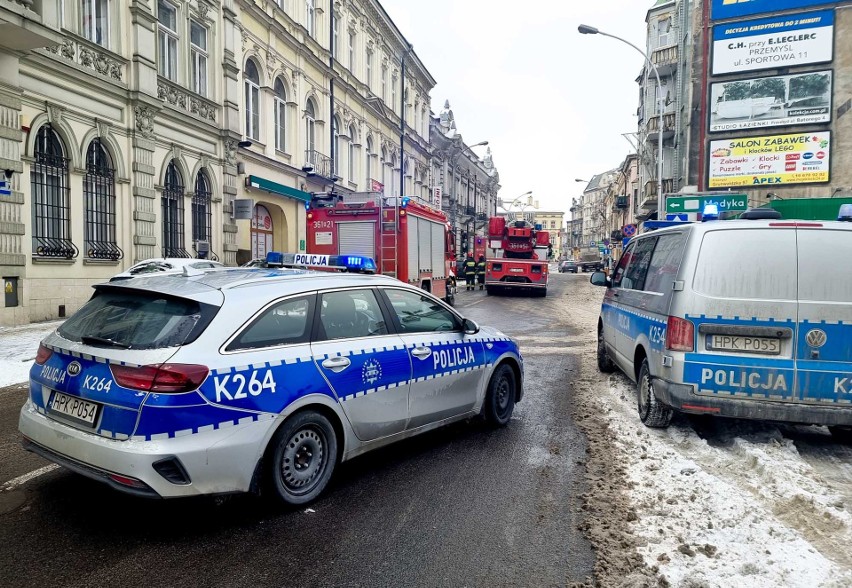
381 199 398 278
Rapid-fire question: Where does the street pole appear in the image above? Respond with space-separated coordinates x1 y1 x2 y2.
579 25 664 220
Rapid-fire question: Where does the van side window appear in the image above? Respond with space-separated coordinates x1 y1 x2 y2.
797 229 852 303
644 233 687 294
622 237 657 291
611 243 635 288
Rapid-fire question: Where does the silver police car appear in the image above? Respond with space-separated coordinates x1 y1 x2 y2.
19 266 523 504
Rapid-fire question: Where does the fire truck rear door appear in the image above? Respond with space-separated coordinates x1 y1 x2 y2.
338 221 375 257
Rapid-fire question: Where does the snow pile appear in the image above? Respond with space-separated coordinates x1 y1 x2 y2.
0 321 62 388
602 374 852 587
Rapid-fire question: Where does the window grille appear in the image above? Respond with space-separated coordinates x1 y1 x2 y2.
162 160 189 257
32 125 77 259
192 170 218 260
84 139 122 260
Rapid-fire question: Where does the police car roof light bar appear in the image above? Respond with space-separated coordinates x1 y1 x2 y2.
265 252 377 274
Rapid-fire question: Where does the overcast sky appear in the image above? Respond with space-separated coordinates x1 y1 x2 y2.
379 0 655 214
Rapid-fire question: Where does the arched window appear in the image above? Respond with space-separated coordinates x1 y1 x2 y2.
305 99 316 162
348 124 357 184
332 115 341 175
84 138 122 260
274 78 287 151
244 59 261 140
365 136 373 187
192 169 213 259
32 125 76 258
162 160 188 257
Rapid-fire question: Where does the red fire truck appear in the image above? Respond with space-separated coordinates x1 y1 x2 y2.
306 192 457 304
484 216 550 297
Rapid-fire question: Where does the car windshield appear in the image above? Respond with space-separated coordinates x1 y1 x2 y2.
58 290 218 350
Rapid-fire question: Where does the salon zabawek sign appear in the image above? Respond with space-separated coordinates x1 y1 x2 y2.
712 10 834 75
708 131 830 188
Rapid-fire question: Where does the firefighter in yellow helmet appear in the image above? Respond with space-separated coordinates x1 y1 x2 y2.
463 253 477 291
476 255 486 290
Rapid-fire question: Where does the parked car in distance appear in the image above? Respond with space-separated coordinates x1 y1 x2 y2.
591 217 852 438
110 258 224 281
20 269 523 505
559 260 578 273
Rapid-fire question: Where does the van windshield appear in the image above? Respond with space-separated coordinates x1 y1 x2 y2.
798 229 852 303
58 290 218 350
693 229 797 300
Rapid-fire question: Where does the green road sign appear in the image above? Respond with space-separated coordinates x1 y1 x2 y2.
666 194 748 213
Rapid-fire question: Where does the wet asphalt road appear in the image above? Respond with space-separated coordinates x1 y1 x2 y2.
0 271 596 587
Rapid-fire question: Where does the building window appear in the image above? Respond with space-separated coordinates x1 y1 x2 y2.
422 106 428 136
366 49 372 88
81 0 110 47
274 78 287 152
658 17 672 47
305 99 316 159
84 139 121 260
365 136 373 186
306 0 315 37
381 65 387 101
162 160 187 257
32 125 75 259
348 31 355 72
550 221 556 229
192 169 213 258
391 76 397 112
332 115 341 174
332 14 339 60
190 20 208 96
348 124 357 183
157 1 178 81
244 59 261 140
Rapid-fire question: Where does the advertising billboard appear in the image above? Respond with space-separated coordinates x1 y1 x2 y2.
709 70 832 132
712 0 838 21
712 10 834 75
708 132 830 188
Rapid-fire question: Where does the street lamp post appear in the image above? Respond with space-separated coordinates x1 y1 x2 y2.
578 24 664 220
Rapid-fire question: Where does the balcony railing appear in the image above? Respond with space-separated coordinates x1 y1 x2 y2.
304 149 334 180
647 112 676 135
651 45 678 72
643 178 675 199
615 196 629 209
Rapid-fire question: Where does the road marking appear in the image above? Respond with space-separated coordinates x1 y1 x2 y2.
1 464 59 492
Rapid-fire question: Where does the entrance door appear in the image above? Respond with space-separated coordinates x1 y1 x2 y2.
251 204 274 259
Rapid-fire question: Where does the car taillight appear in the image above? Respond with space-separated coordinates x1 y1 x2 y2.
35 344 53 365
666 316 694 352
110 364 209 393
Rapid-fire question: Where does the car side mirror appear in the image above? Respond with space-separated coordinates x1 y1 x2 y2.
463 318 480 335
590 271 610 288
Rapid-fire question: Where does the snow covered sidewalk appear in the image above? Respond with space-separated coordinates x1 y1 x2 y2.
0 321 63 388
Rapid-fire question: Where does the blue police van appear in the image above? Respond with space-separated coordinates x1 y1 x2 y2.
591 212 852 436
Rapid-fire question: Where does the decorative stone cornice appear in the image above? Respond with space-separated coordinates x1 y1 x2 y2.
42 35 125 81
157 78 217 122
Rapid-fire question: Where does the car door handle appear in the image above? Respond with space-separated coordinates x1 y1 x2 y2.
411 347 432 359
321 356 351 372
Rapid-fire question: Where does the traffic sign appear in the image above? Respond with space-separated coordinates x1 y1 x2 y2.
666 194 747 213
589 240 595 247
666 213 689 221
622 224 637 237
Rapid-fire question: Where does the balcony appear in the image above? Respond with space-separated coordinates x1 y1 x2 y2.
646 112 676 142
303 149 336 181
651 45 679 77
0 1 63 52
611 230 623 241
638 178 675 214
615 196 629 209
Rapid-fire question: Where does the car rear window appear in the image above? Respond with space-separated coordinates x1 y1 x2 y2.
58 290 218 350
693 229 796 300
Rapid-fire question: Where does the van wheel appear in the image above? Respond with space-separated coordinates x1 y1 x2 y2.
267 410 338 505
597 328 615 373
828 426 852 442
637 359 673 428
483 364 516 426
